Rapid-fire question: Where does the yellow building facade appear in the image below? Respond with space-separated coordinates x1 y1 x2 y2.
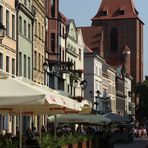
32 0 45 85
0 0 16 134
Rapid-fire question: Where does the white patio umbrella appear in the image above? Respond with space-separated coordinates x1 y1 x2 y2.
0 77 82 114
0 77 86 148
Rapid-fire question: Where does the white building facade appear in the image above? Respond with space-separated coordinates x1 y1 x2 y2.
65 19 84 99
84 51 103 110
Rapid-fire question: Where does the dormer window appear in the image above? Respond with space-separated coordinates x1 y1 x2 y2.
101 11 108 16
118 10 124 15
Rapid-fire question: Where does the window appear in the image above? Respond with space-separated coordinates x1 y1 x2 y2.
24 55 26 77
62 27 65 39
24 20 26 37
6 56 9 72
12 58 15 75
28 57 30 79
19 16 22 33
95 80 99 92
28 23 30 40
6 10 9 36
35 19 37 35
95 66 98 75
34 51 37 69
0 52 3 70
51 33 55 52
19 52 22 76
51 0 55 17
0 5 3 24
110 27 118 51
102 11 108 16
42 26 44 40
38 53 40 71
39 22 41 38
12 14 15 39
62 50 64 61
59 23 61 36
118 10 124 15
79 49 81 60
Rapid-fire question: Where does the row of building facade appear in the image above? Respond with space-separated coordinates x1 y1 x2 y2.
0 0 142 133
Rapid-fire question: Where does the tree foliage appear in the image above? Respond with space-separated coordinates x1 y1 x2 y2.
135 78 148 121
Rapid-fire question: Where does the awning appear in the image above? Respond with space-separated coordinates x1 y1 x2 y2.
48 114 111 125
103 112 130 123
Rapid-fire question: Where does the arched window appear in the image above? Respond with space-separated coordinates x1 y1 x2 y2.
110 27 118 51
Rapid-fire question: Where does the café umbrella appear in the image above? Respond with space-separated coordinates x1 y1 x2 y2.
0 76 85 148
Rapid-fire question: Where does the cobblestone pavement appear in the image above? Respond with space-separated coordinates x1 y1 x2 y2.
114 138 148 148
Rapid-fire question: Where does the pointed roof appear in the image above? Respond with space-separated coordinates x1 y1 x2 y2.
122 44 130 54
92 0 143 23
80 26 103 52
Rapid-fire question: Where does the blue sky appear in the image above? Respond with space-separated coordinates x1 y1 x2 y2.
60 0 148 77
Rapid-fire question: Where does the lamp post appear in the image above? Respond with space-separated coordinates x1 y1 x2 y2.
73 80 78 97
95 90 101 110
0 23 6 43
43 61 48 86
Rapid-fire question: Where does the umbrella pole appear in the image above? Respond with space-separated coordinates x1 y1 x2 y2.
19 110 22 148
54 114 57 140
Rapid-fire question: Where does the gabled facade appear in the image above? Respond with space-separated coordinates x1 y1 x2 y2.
116 66 126 115
16 0 34 79
108 65 116 113
16 0 34 133
84 49 103 110
32 0 45 85
92 0 144 85
65 19 84 98
0 0 16 134
0 0 16 76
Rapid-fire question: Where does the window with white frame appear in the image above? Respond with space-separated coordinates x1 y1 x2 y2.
6 56 9 72
28 57 30 79
19 52 22 76
95 66 98 75
95 80 99 92
24 20 26 37
19 16 22 33
28 23 30 40
6 10 9 36
24 55 26 77
12 14 15 39
12 58 15 75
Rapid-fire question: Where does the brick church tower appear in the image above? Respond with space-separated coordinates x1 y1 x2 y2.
92 0 144 84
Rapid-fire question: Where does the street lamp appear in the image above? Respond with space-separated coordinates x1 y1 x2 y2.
95 90 100 110
80 80 87 99
0 23 6 42
73 80 78 97
43 61 49 85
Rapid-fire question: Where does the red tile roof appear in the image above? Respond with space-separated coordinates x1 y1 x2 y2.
92 0 143 22
80 26 103 53
106 53 124 68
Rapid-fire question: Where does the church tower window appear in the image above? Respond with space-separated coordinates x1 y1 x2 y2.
110 27 118 51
